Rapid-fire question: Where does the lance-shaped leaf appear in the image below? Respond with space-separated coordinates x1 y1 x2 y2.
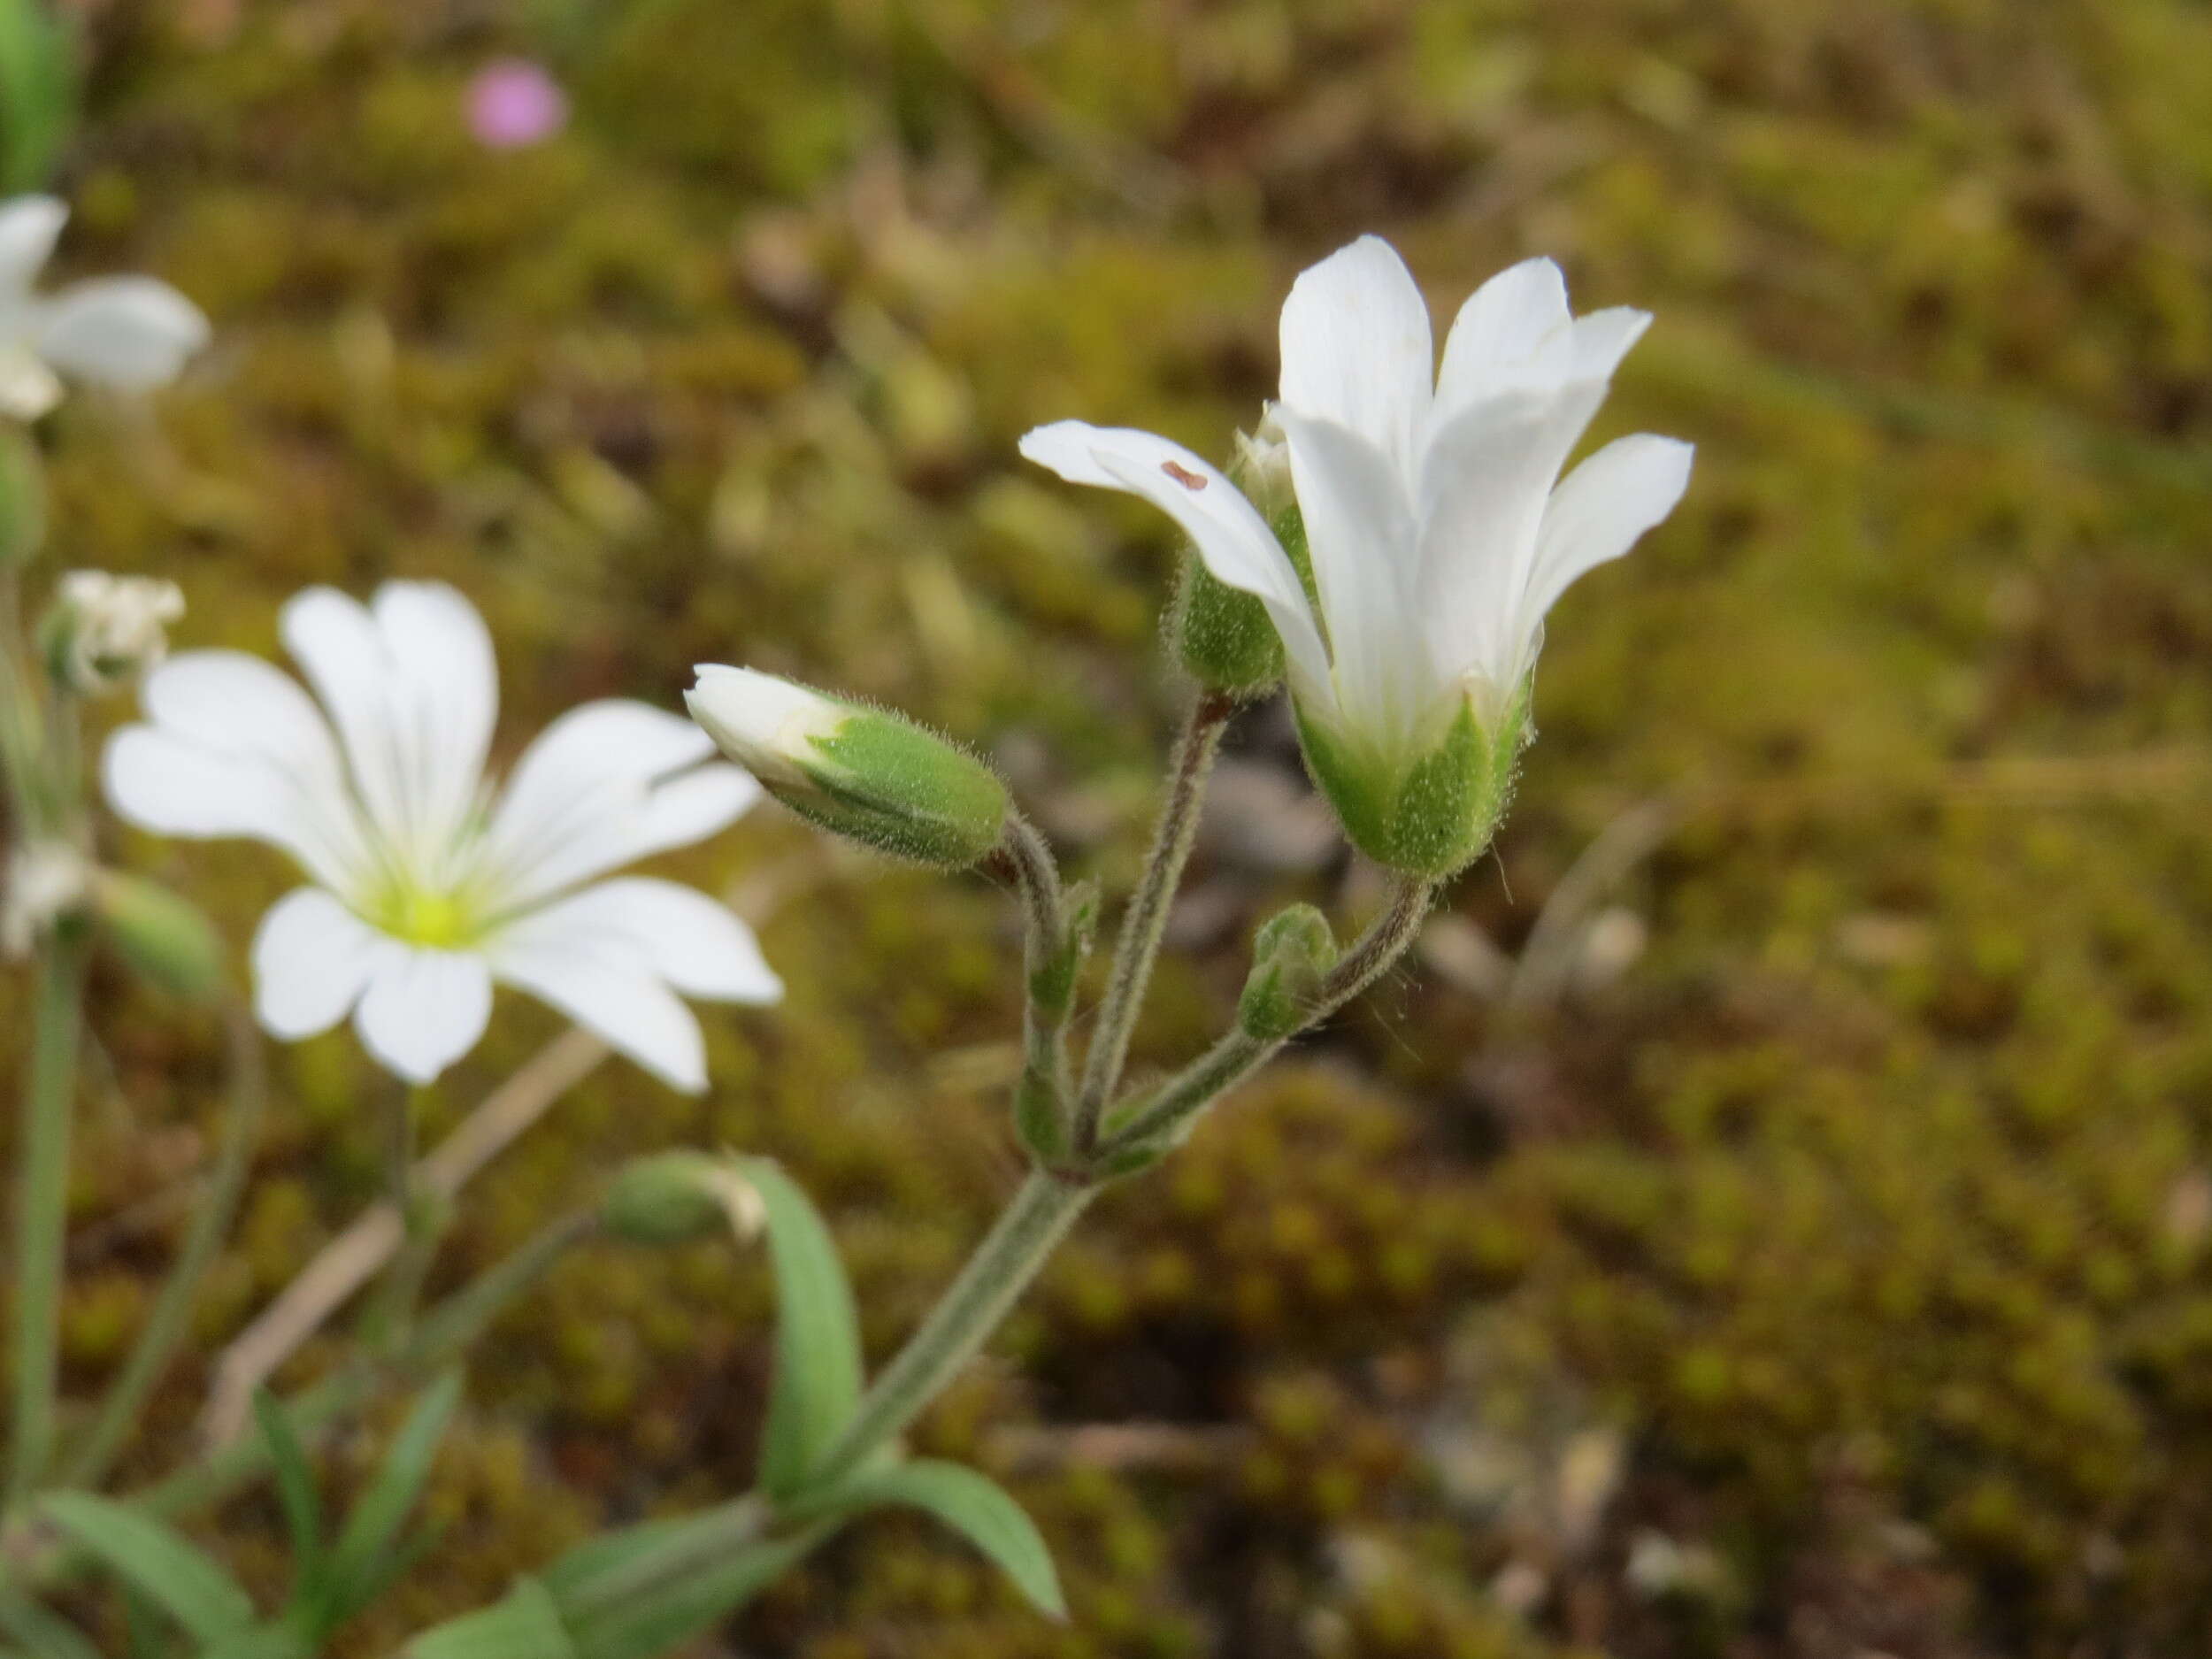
38 1494 258 1647
252 1388 326 1602
405 1578 576 1659
326 1371 464 1619
737 1158 863 1500
793 1460 1066 1619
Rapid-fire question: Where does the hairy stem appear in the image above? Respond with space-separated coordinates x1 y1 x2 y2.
996 811 1079 1146
62 1003 269 1491
5 930 88 1512
806 1170 1094 1489
1073 691 1233 1150
1102 877 1436 1153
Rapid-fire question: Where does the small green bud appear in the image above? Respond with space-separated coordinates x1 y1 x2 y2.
1294 681 1530 878
38 571 185 696
93 872 227 1000
1236 902 1340 1041
687 665 1010 869
0 428 46 568
601 1151 763 1247
1168 426 1314 695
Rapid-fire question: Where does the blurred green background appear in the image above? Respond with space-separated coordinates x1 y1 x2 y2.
10 0 2212 1652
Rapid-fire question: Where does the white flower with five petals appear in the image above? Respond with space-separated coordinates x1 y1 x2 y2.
1022 236 1693 873
102 581 781 1087
0 196 209 420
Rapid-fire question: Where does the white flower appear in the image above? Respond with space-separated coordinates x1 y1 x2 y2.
2 840 90 959
1020 236 1693 870
0 196 210 421
44 570 185 693
103 581 781 1087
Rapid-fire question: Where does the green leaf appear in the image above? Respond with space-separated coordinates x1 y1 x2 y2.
38 1494 258 1646
535 1513 719 1624
0 1586 103 1659
737 1159 863 1501
0 0 75 191
327 1371 463 1613
406 1578 576 1659
251 1389 326 1596
566 1529 823 1659
797 1461 1066 1619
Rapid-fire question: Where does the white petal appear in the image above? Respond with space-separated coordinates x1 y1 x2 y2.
1278 235 1434 487
122 649 373 893
1018 420 1330 693
1270 406 1425 738
1435 257 1570 414
250 887 396 1039
1411 390 1589 693
489 915 710 1092
503 878 781 1003
370 580 498 859
0 343 62 419
1521 434 1694 643
280 582 496 880
33 278 209 390
1567 307 1652 383
478 699 759 910
353 949 493 1084
0 196 66 295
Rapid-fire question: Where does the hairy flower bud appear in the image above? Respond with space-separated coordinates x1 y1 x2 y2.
1237 902 1340 1041
39 571 184 695
93 871 226 1000
687 665 1010 868
601 1150 764 1247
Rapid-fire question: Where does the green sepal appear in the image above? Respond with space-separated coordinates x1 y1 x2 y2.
1169 501 1314 695
1295 682 1529 878
791 708 1010 869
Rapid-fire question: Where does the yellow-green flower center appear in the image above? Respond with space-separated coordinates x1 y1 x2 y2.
365 880 483 949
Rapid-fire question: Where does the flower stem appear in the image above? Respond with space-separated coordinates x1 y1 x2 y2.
4 928 88 1512
995 811 1079 1146
1072 691 1234 1151
806 1169 1094 1489
60 1004 268 1492
1101 877 1435 1153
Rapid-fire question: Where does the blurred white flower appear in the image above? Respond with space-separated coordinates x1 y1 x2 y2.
42 570 184 694
2 840 90 959
1022 235 1693 872
103 581 780 1087
0 196 210 421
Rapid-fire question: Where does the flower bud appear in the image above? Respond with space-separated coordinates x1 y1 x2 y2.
0 427 46 568
92 871 227 1001
1294 683 1530 878
38 571 185 696
601 1150 764 1247
1236 902 1339 1041
1169 422 1310 695
687 665 1010 868
2 840 91 959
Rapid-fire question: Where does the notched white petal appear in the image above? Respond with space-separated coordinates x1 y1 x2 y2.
251 888 391 1038
353 949 494 1084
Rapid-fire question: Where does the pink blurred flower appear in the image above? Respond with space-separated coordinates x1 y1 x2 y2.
467 58 569 150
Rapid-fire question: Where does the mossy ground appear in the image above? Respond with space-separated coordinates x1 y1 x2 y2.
5 0 2212 1653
